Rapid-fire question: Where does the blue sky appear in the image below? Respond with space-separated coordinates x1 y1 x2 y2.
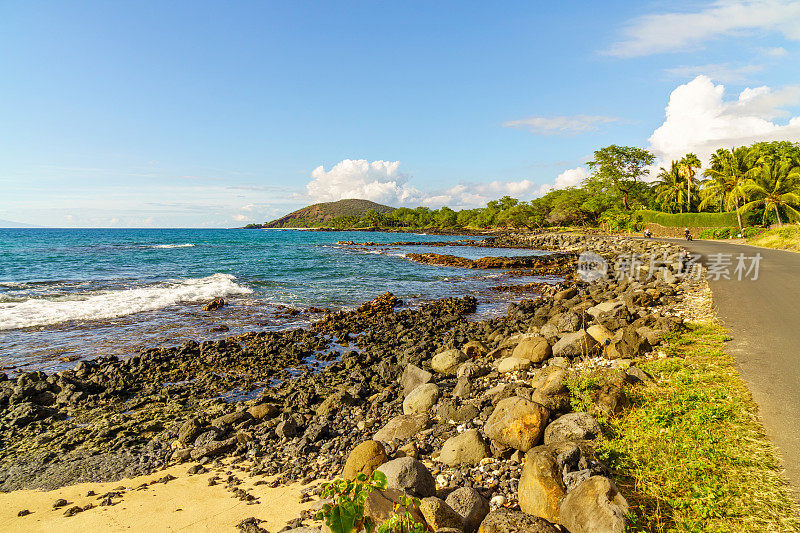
1 0 799 227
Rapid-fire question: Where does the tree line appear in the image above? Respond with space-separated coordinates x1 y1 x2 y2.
267 141 800 231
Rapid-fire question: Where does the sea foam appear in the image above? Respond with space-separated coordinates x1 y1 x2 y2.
0 273 252 330
150 243 195 249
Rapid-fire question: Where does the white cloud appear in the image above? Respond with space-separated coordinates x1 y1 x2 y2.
503 115 620 135
665 63 763 83
425 180 540 208
606 0 800 57
306 159 422 205
763 46 789 56
536 167 589 195
232 214 249 222
648 75 800 164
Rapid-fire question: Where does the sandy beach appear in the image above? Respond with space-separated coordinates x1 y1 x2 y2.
0 461 314 532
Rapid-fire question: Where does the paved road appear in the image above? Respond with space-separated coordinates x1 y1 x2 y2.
665 238 800 500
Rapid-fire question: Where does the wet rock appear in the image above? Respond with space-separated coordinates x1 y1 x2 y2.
376 457 436 498
341 440 388 480
477 509 559 533
403 383 440 416
203 298 226 311
544 413 602 444
484 396 550 452
445 487 489 533
439 429 490 466
558 476 628 533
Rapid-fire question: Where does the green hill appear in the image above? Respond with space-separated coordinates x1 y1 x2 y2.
264 199 396 228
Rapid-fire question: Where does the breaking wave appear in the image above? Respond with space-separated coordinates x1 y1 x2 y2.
0 273 252 330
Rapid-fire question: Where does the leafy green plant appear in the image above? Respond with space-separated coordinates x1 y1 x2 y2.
565 373 600 412
316 471 388 533
375 494 428 533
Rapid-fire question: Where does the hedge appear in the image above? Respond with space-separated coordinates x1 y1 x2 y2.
637 210 740 228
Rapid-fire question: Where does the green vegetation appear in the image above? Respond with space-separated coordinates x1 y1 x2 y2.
599 323 799 532
255 141 800 233
316 471 428 533
638 210 740 228
375 495 427 533
317 471 387 533
265 199 396 228
746 225 800 252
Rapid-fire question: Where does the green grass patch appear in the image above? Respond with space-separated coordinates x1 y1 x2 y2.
638 210 740 228
747 225 800 253
598 323 799 532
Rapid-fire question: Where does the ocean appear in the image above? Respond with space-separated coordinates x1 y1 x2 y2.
0 229 552 373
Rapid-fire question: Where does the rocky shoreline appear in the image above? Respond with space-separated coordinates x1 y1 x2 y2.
1 233 697 532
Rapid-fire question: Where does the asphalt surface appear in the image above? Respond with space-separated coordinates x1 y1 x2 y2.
665 238 800 500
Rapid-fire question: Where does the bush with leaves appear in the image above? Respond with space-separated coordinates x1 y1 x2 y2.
375 494 428 533
316 471 387 533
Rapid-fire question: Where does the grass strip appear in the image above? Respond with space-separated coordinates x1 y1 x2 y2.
598 323 800 532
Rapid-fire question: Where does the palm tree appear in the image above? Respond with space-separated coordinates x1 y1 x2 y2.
655 162 687 213
679 153 702 212
740 160 800 226
701 147 749 232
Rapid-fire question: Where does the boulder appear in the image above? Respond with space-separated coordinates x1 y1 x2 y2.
552 330 597 358
246 403 279 420
341 440 389 480
586 324 613 345
478 509 559 533
586 300 624 319
365 487 426 526
544 413 602 444
401 364 433 398
518 447 566 522
497 357 531 373
431 349 469 375
419 497 464 531
316 390 351 418
403 383 441 415
445 487 489 533
439 429 490 466
178 417 202 445
512 336 552 363
373 414 431 443
376 457 436 497
590 384 629 418
462 340 488 358
553 312 581 333
484 396 550 452
558 476 628 533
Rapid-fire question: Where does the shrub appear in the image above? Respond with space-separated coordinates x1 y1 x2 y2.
637 210 740 228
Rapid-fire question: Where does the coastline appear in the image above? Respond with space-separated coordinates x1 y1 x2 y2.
2 232 796 531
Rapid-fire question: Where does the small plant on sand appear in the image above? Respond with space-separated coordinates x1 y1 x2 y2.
376 495 427 533
316 470 387 533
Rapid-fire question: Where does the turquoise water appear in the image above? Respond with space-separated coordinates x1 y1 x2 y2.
0 229 549 372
